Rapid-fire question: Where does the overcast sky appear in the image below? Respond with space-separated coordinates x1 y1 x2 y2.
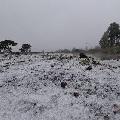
0 0 120 51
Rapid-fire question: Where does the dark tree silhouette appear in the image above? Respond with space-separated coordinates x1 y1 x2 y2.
99 31 109 48
20 44 31 54
108 22 120 46
0 40 17 53
99 22 120 48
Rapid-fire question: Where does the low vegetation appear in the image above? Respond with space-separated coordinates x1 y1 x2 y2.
0 53 120 119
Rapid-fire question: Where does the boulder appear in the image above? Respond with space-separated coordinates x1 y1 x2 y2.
61 82 67 89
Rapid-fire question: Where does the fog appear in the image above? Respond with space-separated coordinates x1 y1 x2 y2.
0 0 120 51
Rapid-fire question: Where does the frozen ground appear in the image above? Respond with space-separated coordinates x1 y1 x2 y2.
0 54 120 120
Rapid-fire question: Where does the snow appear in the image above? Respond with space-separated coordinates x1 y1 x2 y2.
0 54 120 120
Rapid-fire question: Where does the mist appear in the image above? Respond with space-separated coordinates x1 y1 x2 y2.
0 0 120 51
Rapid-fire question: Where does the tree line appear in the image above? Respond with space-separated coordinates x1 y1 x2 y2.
1 22 120 55
0 40 31 54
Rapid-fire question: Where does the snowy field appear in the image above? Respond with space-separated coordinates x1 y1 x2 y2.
0 53 120 120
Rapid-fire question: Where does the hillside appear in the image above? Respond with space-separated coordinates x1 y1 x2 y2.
0 54 120 120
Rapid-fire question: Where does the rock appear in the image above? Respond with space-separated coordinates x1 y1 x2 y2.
104 115 110 120
73 92 79 98
113 104 120 114
61 82 67 89
70 56 73 60
79 53 88 59
86 66 92 70
51 64 54 68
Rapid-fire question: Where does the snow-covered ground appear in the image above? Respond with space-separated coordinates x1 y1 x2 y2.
0 54 120 120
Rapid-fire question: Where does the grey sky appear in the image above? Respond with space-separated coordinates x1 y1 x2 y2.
0 0 120 51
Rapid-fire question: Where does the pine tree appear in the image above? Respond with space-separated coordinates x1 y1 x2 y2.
99 22 120 48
